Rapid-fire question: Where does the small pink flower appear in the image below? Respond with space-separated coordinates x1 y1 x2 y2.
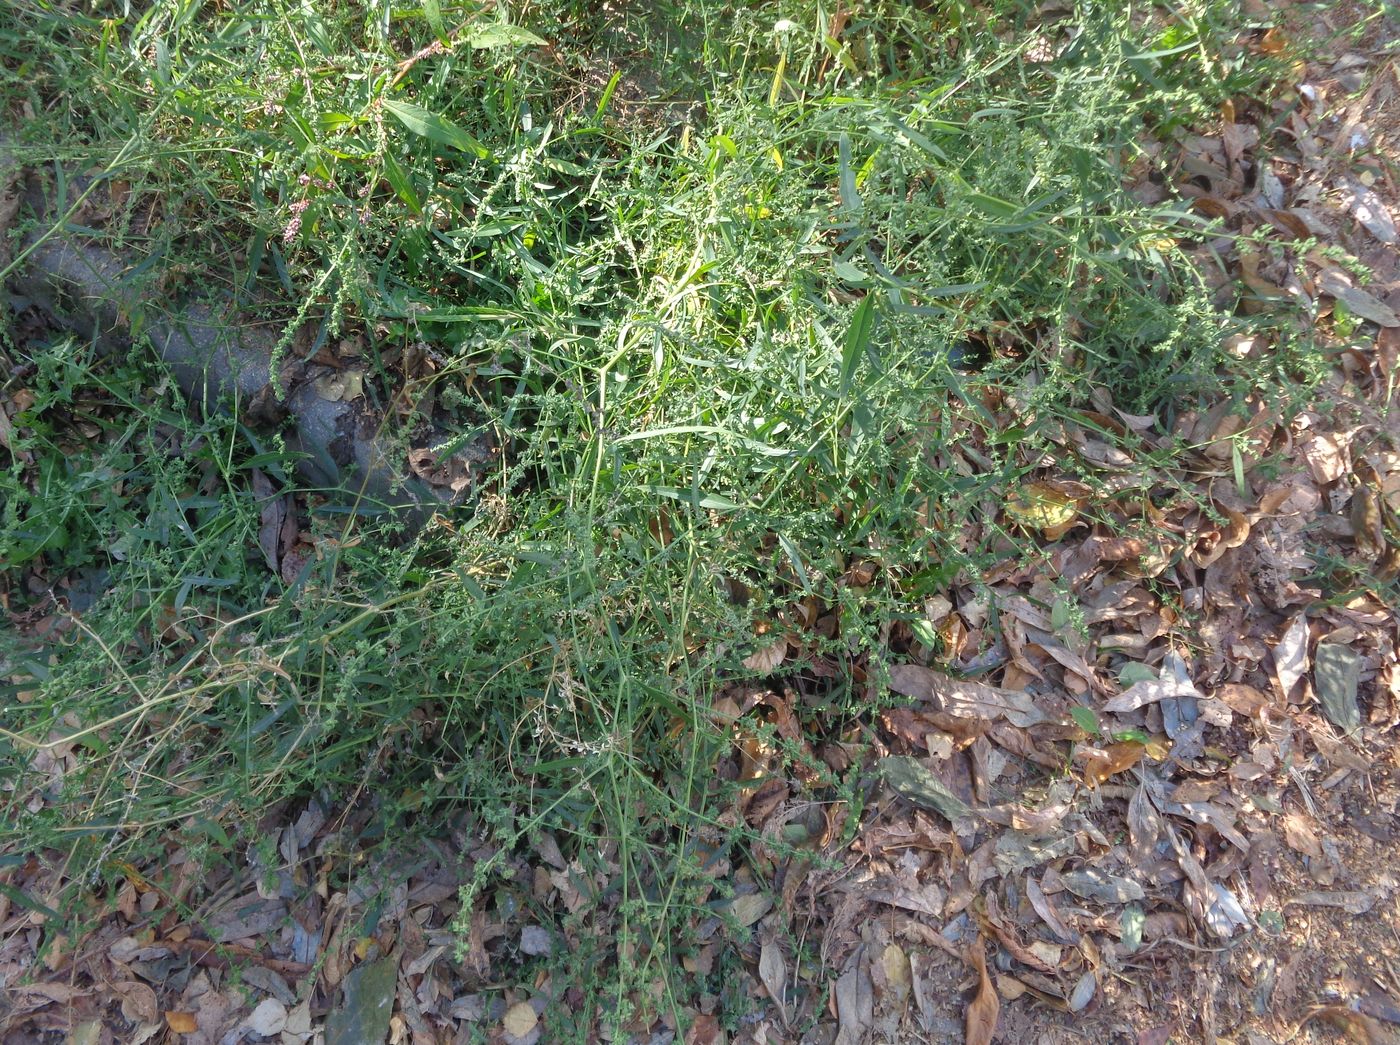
283 199 311 243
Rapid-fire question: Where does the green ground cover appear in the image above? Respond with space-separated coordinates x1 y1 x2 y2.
0 0 1336 1034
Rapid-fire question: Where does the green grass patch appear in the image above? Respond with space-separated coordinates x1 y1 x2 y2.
1 0 1322 1035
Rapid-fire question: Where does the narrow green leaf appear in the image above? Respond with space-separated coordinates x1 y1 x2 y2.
381 152 421 212
642 486 742 511
593 70 623 124
0 882 61 920
382 99 491 160
840 293 876 397
964 191 1020 219
422 0 446 41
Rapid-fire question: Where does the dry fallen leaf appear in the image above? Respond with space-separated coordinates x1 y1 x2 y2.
1273 614 1310 703
165 1011 198 1034
758 937 788 1025
1083 741 1146 787
888 664 1051 727
834 951 874 1045
1317 269 1400 328
965 936 1000 1045
503 1001 539 1039
743 636 788 673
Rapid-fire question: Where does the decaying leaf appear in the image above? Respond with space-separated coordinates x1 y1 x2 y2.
1314 643 1363 732
888 664 1051 727
834 951 874 1045
503 1001 539 1039
1060 867 1145 903
880 755 974 826
758 937 788 1025
965 936 1000 1045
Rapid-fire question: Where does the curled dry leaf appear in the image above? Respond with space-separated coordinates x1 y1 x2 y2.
1272 614 1310 703
965 936 1000 1045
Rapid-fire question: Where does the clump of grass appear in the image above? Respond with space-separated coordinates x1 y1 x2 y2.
1 0 1317 1034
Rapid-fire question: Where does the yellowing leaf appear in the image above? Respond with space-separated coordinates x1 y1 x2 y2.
1005 481 1079 535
